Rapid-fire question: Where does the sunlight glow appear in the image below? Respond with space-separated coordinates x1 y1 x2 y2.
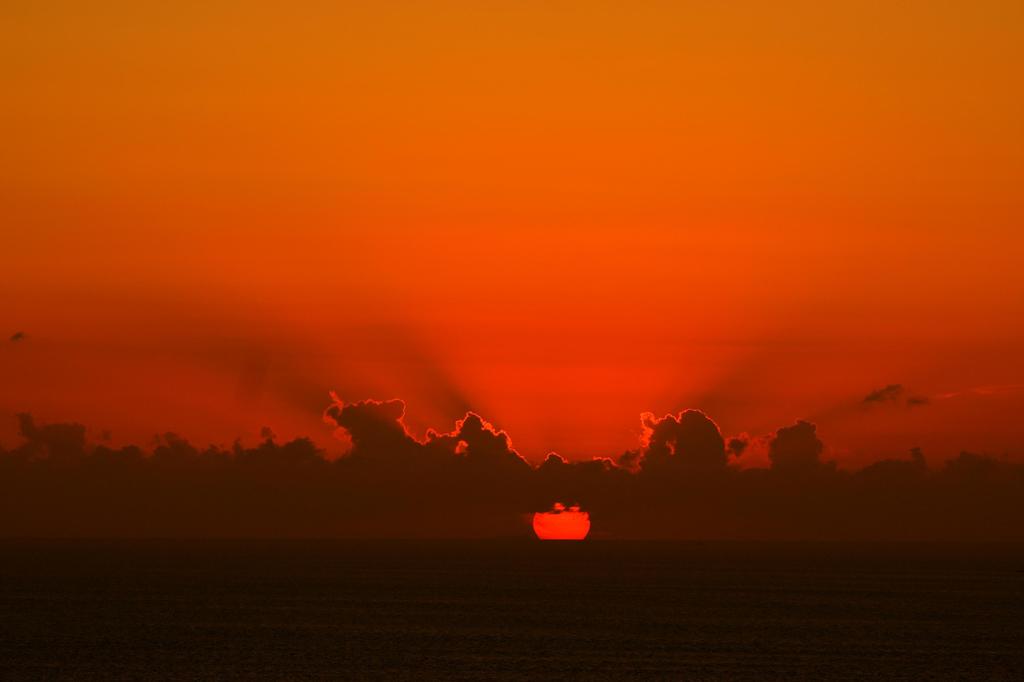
532 503 591 540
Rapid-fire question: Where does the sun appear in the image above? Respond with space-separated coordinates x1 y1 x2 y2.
532 503 591 540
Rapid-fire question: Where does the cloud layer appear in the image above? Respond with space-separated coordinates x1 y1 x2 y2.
1 397 1022 540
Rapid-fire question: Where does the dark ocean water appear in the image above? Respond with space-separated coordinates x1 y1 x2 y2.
1 541 1022 680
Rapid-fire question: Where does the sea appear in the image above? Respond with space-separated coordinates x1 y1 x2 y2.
1 540 1022 680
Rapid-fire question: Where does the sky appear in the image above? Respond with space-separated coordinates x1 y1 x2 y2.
2 1 1023 467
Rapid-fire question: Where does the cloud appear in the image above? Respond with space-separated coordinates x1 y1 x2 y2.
14 413 87 459
768 420 827 473
726 436 748 456
862 384 931 409
725 433 772 470
426 411 531 470
638 410 727 472
323 395 416 456
1 401 1022 541
9 331 25 342
863 384 904 404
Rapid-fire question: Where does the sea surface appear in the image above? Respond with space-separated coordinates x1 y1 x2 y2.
1 540 1022 680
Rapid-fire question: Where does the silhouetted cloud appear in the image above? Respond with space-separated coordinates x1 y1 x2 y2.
9 331 25 342
1 400 1022 541
324 396 416 456
14 413 87 459
862 384 931 409
863 384 904 404
726 436 748 456
725 433 772 470
768 420 829 473
638 410 727 472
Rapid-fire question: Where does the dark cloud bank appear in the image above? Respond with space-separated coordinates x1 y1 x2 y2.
2 399 1022 540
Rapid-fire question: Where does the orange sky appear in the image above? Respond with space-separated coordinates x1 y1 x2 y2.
2 1 1023 467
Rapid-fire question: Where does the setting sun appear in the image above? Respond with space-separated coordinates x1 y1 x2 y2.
532 504 591 541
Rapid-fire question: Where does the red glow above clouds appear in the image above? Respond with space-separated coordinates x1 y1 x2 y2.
1 2 1023 468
